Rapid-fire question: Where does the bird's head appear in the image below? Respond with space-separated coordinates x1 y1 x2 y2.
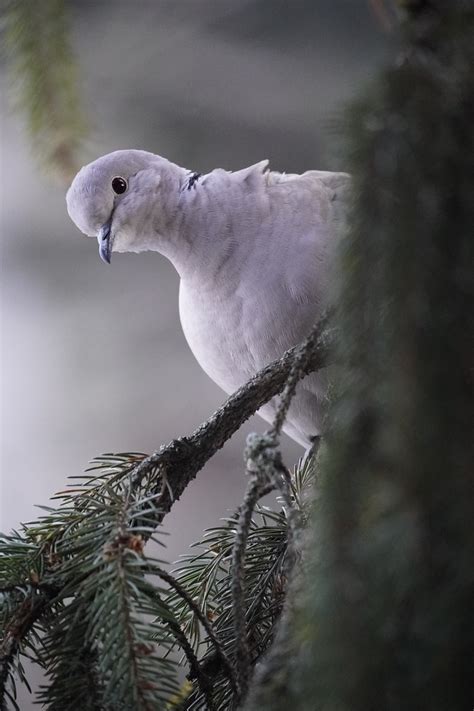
66 150 184 263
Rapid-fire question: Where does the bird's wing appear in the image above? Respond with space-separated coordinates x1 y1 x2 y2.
262 170 350 435
265 169 350 309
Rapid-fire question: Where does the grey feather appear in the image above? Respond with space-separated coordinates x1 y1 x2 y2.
67 150 350 447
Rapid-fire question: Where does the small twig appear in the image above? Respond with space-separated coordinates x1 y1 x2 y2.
0 591 49 702
230 436 301 702
231 477 266 702
229 321 326 705
164 612 215 711
270 320 323 439
274 466 302 574
266 321 323 570
156 568 238 696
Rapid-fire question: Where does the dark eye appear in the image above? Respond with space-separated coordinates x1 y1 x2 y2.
112 176 128 194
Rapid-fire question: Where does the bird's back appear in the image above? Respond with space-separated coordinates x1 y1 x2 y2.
179 163 350 446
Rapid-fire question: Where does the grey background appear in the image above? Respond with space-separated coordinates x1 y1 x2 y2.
1 1 390 706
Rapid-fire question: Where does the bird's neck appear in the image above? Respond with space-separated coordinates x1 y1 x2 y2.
158 166 267 288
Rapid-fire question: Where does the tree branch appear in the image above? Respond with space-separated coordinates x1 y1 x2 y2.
129 319 331 524
155 568 238 696
0 591 49 702
0 321 329 705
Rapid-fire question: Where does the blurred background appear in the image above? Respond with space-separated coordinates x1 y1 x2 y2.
1 1 391 705
1 0 391 661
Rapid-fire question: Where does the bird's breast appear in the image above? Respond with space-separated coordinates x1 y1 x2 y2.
178 275 313 397
179 280 255 393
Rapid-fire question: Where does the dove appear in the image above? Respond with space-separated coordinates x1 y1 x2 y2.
66 150 349 447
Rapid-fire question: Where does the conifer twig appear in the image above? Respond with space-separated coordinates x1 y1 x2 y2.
231 478 265 701
163 614 214 711
269 320 323 440
229 321 323 703
155 568 238 696
0 591 49 705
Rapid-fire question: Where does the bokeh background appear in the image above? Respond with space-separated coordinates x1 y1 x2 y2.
1 2 390 704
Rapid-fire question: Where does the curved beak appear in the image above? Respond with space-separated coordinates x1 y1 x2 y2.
97 218 112 264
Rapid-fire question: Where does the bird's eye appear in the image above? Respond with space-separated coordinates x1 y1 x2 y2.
111 176 128 194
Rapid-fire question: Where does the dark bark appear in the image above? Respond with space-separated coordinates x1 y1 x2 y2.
129 319 329 523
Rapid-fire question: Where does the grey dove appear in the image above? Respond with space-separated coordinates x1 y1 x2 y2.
66 150 349 447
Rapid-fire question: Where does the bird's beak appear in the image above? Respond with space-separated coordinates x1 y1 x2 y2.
97 218 112 264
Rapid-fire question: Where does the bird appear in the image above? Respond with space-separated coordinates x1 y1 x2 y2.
66 150 349 448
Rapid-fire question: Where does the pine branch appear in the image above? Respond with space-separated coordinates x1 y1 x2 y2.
2 489 181 708
36 606 103 711
128 318 330 525
4 0 87 182
64 494 180 710
0 320 326 708
231 478 262 700
0 532 52 709
227 322 320 703
164 456 315 710
155 569 237 697
0 589 48 710
160 606 215 711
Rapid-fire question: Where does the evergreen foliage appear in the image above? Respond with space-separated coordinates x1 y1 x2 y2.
0 440 315 710
163 455 314 710
1 454 182 710
4 0 86 182
1 317 325 709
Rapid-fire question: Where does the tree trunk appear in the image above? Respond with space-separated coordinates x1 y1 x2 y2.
246 2 474 709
